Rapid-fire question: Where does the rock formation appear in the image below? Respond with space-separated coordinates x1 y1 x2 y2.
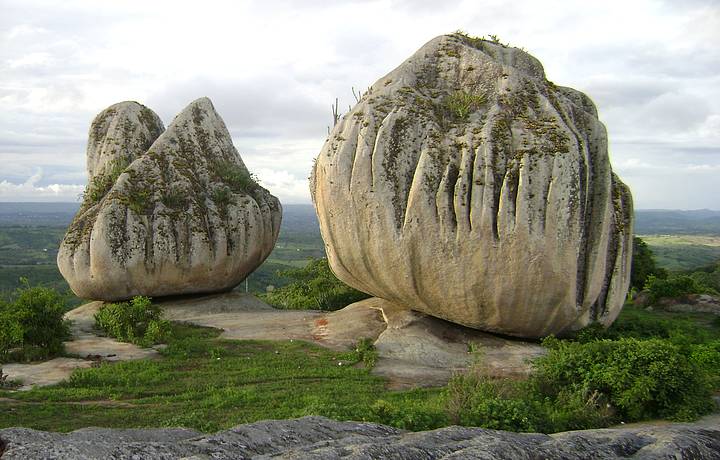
2 416 719 459
311 34 633 338
58 98 281 301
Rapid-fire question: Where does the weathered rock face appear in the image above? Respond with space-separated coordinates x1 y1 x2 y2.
59 97 281 301
311 34 633 338
2 416 719 459
85 102 165 182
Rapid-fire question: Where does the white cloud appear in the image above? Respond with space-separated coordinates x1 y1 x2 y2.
254 169 311 204
0 0 719 209
0 170 84 202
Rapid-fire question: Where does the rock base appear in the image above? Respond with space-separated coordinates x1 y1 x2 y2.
1 415 719 459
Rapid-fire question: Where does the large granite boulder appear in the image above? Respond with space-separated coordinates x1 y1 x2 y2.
311 34 633 338
59 98 281 301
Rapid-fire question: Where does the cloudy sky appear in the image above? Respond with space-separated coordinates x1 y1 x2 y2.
1 0 718 209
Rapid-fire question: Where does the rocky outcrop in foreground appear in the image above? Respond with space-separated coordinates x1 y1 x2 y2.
58 98 281 301
2 416 719 459
312 33 633 338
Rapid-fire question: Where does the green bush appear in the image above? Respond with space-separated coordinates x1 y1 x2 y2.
644 275 706 303
354 338 378 368
444 373 544 432
94 296 170 347
443 332 719 433
0 281 70 362
630 237 667 291
262 258 370 311
534 337 715 422
0 312 23 358
689 269 720 294
369 398 447 431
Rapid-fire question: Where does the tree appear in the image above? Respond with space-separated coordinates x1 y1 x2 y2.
630 237 666 291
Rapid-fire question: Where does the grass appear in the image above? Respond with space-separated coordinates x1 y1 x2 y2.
0 323 443 433
0 304 718 434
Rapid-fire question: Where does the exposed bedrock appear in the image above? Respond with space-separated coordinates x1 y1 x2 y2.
58 98 281 301
311 34 633 338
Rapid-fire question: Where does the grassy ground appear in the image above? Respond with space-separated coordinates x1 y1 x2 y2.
640 235 720 271
0 323 443 433
2 305 718 434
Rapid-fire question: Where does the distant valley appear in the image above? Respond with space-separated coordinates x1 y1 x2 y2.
0 204 719 300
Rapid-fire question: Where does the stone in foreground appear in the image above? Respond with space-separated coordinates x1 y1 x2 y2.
2 416 719 459
58 98 281 301
312 33 633 338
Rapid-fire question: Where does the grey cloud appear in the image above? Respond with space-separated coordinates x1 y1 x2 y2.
146 76 330 140
569 43 720 79
581 78 675 109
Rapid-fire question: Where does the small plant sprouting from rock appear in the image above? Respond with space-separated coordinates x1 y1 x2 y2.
161 188 186 209
453 30 509 49
212 161 258 194
123 188 152 215
94 296 170 347
82 158 130 206
443 90 486 122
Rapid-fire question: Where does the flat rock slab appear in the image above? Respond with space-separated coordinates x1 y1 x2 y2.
2 358 93 391
2 415 719 459
46 292 544 391
156 292 387 350
158 292 326 343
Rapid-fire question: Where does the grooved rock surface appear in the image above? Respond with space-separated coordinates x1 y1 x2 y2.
2 416 719 459
85 101 165 182
311 34 633 338
58 98 281 301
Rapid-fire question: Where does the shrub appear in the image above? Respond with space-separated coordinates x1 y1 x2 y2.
644 275 705 304
0 312 23 358
369 398 447 431
94 296 170 347
630 237 667 291
0 281 70 361
689 270 720 294
354 338 378 368
444 373 543 432
534 337 715 422
442 332 719 433
262 258 370 311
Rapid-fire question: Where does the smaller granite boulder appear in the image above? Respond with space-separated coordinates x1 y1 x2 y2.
58 98 281 301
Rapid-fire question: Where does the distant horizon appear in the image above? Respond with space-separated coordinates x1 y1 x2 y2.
0 202 718 213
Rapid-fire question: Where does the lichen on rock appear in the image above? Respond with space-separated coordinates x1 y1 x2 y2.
311 33 633 338
58 98 281 301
